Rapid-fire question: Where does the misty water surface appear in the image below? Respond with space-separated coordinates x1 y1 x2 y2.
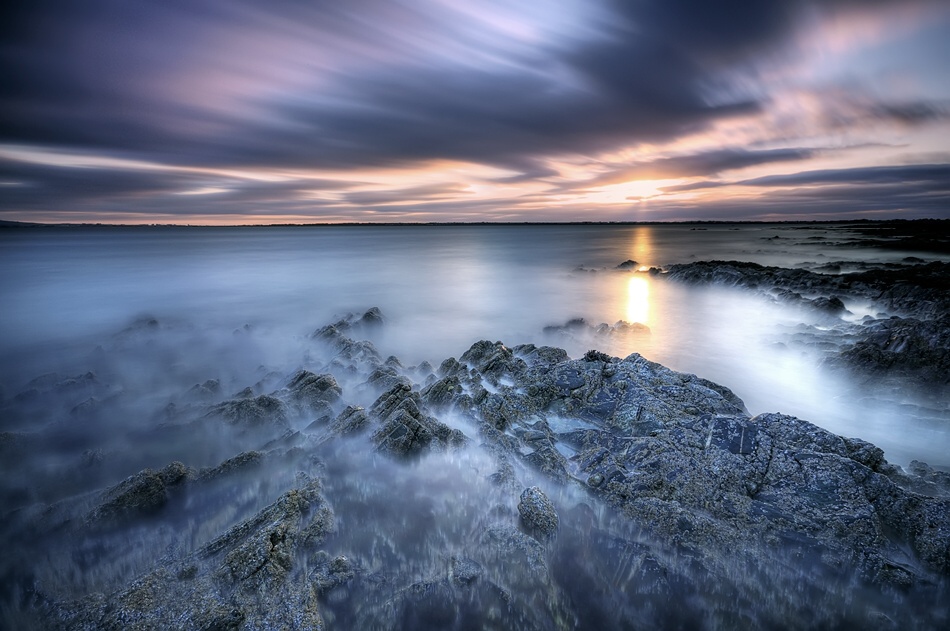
2 223 947 466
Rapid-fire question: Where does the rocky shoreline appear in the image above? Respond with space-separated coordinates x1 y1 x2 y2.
661 260 950 392
2 268 949 628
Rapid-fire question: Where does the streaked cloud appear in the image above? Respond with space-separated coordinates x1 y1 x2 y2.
1 0 948 222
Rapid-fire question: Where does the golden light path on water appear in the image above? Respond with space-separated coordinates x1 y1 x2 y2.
626 276 650 325
625 225 654 327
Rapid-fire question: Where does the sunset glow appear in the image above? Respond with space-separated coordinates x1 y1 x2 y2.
1 0 948 223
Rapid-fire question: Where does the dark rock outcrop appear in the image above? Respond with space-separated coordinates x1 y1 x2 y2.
832 314 950 385
518 486 559 539
54 477 333 630
87 462 189 525
209 394 288 428
16 308 949 631
370 384 467 457
287 370 342 409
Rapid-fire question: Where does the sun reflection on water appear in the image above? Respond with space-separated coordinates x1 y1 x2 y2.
626 276 650 325
624 226 654 326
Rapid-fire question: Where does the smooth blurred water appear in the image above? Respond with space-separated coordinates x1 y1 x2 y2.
1 223 948 465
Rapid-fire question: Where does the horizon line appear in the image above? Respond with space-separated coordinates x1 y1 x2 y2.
3 218 947 229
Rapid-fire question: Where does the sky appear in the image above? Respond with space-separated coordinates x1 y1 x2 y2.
1 0 949 224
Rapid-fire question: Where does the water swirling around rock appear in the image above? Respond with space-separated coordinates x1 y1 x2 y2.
1 307 948 630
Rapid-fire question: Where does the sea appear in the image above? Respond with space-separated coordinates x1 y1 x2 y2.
2 223 947 466
2 222 949 627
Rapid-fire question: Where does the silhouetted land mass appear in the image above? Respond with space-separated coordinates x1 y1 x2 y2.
835 219 950 254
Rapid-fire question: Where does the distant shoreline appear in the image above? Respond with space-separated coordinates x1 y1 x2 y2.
2 218 948 229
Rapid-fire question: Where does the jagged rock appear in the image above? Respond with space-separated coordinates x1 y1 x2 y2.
197 451 262 481
360 306 384 328
543 318 651 346
479 525 548 577
831 314 950 384
287 370 342 407
811 295 848 315
460 340 526 384
447 337 950 594
512 343 569 368
420 375 464 409
522 443 570 481
18 308 950 630
209 394 288 428
55 477 331 630
87 462 189 524
583 349 612 363
312 313 384 371
437 357 461 377
310 552 356 595
362 366 411 393
369 384 466 457
327 405 370 436
518 486 559 539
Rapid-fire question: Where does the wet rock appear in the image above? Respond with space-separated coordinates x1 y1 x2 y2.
616 259 638 270
810 295 848 316
447 336 950 593
437 357 461 377
420 375 463 409
359 306 384 328
197 451 262 481
209 394 288 428
831 314 950 385
87 462 189 524
460 340 526 384
450 556 482 586
543 319 650 345
512 343 570 368
369 384 466 457
583 349 613 363
362 366 411 394
310 552 356 595
843 437 886 472
518 486 559 539
328 405 370 436
55 478 331 630
287 370 343 407
665 260 950 385
312 313 384 371
304 406 335 431
479 525 547 576
521 443 570 481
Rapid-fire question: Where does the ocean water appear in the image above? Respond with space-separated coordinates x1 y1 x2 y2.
2 223 947 466
2 222 949 627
